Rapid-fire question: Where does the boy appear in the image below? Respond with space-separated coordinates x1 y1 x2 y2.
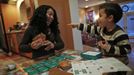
78 2 131 75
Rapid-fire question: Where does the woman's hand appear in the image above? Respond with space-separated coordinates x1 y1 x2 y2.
31 38 43 49
31 38 54 50
43 40 55 51
31 33 46 49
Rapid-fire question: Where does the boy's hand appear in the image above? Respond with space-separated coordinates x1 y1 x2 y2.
97 40 111 52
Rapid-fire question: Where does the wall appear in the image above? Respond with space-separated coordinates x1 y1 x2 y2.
79 8 86 23
0 4 1 12
1 4 20 32
38 0 74 49
68 0 79 23
19 2 28 23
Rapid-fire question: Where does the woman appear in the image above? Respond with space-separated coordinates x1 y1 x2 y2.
19 5 64 58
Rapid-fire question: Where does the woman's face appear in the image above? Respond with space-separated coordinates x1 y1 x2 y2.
46 8 54 25
97 8 109 28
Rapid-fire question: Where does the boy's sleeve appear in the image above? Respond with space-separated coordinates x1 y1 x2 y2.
107 34 131 56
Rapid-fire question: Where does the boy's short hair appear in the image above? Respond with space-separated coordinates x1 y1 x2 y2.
99 2 123 23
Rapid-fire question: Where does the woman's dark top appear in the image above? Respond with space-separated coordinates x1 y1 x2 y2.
19 26 64 58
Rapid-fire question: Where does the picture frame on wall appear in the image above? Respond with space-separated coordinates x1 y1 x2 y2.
86 10 94 24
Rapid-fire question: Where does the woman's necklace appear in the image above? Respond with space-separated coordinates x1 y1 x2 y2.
48 28 51 35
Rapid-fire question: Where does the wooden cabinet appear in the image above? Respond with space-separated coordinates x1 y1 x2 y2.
6 30 25 53
6 30 38 58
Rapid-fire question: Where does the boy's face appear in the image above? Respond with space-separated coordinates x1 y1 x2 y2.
98 8 109 28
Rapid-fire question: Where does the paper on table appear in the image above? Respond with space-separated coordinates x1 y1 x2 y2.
86 65 102 75
82 61 102 75
96 58 132 72
67 68 73 73
96 57 121 64
71 61 88 75
71 57 132 75
84 60 117 74
40 71 49 75
71 61 102 75
97 63 118 73
113 63 132 71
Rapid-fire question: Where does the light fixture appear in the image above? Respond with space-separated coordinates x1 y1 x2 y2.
85 0 89 1
8 0 18 4
12 0 17 2
85 6 89 8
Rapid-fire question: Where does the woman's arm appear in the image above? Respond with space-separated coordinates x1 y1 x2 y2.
53 33 64 50
19 27 34 52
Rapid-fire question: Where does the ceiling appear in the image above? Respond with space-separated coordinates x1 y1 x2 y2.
78 0 106 8
0 0 17 4
1 0 134 7
0 0 9 4
78 0 134 8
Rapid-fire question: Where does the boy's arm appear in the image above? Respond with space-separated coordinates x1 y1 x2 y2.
104 34 131 56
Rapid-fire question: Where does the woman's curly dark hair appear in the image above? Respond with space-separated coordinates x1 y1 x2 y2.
29 5 59 34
